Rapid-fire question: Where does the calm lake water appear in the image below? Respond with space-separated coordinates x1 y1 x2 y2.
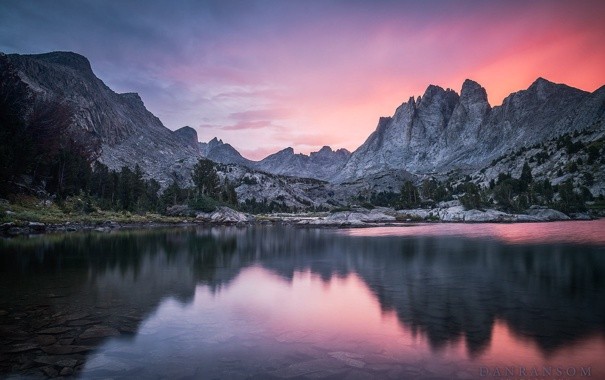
1 220 604 379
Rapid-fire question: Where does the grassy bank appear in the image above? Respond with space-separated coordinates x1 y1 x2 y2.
0 195 184 226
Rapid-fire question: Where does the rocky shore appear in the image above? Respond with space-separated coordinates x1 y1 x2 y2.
2 202 596 237
291 204 588 226
0 296 146 377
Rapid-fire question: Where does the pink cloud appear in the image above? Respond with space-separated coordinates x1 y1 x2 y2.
222 120 275 131
228 108 292 121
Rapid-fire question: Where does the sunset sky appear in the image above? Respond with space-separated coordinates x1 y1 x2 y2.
1 0 605 159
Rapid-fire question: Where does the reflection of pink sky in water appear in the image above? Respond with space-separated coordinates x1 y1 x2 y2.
222 268 425 348
482 320 604 376
341 219 605 245
128 266 605 377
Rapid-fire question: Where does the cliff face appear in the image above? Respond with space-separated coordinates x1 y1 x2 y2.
336 78 604 181
6 51 200 187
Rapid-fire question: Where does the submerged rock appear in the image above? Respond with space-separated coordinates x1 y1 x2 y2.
60 367 74 376
79 325 120 340
35 335 57 346
41 366 58 377
63 312 90 321
38 326 72 334
2 343 38 353
41 345 93 355
56 358 78 368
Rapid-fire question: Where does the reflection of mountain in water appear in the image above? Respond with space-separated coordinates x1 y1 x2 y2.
248 227 605 356
0 225 604 375
0 229 248 376
343 237 605 356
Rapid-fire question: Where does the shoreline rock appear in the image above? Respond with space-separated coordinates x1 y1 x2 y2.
295 204 588 226
0 205 597 237
195 207 255 224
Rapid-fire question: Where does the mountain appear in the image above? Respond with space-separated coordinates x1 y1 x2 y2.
4 51 604 208
1 51 349 209
4 51 199 186
199 137 253 167
173 126 199 150
197 138 351 181
202 78 603 188
254 145 351 181
336 78 605 181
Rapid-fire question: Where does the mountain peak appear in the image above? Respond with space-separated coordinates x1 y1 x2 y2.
310 146 333 159
120 92 144 107
525 77 588 101
256 144 351 181
309 145 351 160
532 76 553 85
528 77 556 92
460 79 489 106
422 84 445 97
174 126 199 147
24 51 93 76
418 84 459 107
461 79 482 93
208 137 224 149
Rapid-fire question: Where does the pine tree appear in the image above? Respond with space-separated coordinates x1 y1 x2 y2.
192 159 220 198
400 180 420 209
161 179 184 207
460 182 483 210
519 161 533 191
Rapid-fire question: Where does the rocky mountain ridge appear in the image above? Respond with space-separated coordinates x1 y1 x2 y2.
181 76 604 193
254 145 351 181
6 51 200 187
198 137 251 166
336 78 604 181
195 137 351 182
4 51 604 209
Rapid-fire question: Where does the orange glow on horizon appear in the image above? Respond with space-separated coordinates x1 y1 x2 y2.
205 2 605 158
4 1 605 157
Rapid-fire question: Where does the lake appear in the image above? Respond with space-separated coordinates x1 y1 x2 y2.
1 220 604 379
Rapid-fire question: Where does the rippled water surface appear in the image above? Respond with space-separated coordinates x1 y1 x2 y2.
1 220 604 379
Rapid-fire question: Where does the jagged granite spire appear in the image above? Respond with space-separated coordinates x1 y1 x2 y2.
335 78 598 182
